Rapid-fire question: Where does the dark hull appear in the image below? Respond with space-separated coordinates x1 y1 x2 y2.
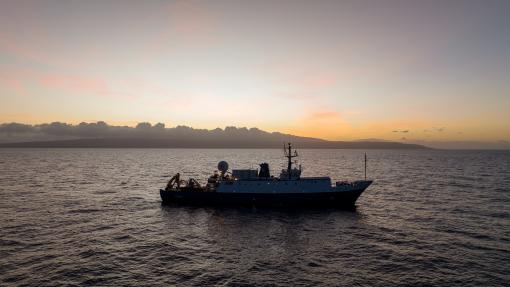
160 189 367 208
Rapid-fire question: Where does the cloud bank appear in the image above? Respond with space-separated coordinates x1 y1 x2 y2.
0 121 428 149
0 121 318 144
1 122 508 149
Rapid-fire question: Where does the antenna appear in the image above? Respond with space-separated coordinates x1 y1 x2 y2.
285 143 298 179
364 152 367 180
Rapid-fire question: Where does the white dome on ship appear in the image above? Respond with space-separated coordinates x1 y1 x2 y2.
217 161 229 172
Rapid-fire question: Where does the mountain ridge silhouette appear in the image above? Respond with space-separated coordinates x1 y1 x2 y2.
0 121 428 149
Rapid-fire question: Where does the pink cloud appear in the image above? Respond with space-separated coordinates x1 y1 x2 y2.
0 72 27 96
39 74 109 94
1 67 140 101
37 73 136 100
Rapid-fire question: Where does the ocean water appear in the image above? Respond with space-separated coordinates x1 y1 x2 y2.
0 148 509 286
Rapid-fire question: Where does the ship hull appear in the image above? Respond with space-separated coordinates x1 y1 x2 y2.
160 188 368 208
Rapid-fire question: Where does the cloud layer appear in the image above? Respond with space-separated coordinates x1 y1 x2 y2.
1 121 508 149
0 121 319 144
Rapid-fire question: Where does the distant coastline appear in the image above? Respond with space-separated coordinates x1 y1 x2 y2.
0 122 429 149
0 138 428 149
3 121 509 149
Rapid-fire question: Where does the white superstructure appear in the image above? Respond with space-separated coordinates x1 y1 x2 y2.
213 143 371 194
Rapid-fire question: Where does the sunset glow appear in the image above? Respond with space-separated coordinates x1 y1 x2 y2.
1 0 509 144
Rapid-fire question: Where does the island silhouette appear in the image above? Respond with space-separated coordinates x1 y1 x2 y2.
0 121 428 149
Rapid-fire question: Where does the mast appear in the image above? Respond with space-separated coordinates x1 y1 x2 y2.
364 152 367 180
285 143 298 179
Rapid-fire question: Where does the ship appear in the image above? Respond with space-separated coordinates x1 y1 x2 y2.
160 143 373 207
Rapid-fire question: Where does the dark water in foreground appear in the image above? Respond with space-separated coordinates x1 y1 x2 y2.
0 148 509 286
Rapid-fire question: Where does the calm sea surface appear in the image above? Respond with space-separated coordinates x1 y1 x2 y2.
1 148 509 286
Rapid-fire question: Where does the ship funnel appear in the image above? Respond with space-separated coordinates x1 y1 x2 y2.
259 163 270 178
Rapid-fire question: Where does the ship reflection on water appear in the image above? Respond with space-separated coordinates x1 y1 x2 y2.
159 204 365 285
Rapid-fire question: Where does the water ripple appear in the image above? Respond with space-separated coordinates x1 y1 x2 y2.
0 148 509 286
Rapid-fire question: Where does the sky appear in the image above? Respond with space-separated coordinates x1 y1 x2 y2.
1 0 509 142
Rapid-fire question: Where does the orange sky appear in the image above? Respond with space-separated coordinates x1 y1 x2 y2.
1 1 509 142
